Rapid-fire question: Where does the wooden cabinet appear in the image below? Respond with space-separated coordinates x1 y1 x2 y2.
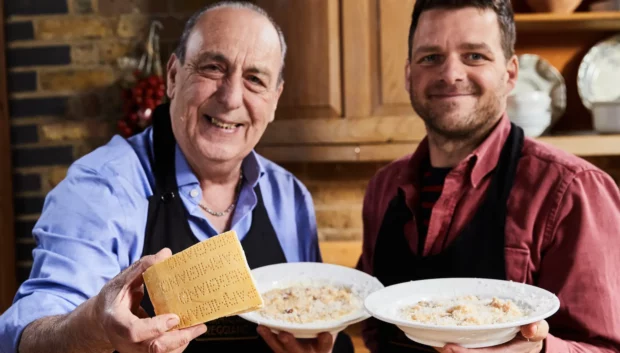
256 0 620 162
342 0 417 118
255 0 342 120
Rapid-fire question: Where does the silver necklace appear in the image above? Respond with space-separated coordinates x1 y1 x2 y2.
198 173 243 217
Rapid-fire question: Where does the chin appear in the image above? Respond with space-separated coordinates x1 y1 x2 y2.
195 143 241 162
425 112 479 137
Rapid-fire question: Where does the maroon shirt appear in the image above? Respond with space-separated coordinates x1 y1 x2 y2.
357 116 620 352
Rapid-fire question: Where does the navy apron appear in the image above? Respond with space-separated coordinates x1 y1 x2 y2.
372 123 524 352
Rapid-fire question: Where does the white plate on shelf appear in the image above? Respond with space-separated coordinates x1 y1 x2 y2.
364 278 560 349
238 262 384 338
512 54 566 129
578 34 620 110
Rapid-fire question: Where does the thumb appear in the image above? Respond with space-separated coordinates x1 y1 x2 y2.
122 247 172 289
521 320 549 342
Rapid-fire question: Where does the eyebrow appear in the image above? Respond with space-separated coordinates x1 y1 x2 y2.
413 45 443 57
194 51 273 81
458 42 493 52
194 51 229 66
412 42 494 56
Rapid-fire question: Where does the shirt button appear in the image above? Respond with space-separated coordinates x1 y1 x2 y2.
190 189 199 198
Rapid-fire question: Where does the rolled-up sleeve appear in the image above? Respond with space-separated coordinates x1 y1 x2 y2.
0 163 141 353
540 170 620 353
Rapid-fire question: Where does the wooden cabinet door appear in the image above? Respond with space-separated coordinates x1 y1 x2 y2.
257 0 427 160
343 0 417 118
255 0 342 121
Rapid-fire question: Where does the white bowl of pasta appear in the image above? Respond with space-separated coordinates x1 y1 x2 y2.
364 278 560 348
238 262 384 338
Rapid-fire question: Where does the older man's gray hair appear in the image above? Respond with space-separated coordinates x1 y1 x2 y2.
174 1 288 84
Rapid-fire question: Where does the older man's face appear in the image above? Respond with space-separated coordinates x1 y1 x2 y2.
166 7 283 163
406 7 518 139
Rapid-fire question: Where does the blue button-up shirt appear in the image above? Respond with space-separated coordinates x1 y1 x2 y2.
0 127 320 353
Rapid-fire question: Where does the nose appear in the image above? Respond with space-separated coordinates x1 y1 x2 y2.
216 77 243 110
438 55 466 85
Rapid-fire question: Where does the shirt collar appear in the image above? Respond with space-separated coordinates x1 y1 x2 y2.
400 113 511 189
175 145 265 188
468 114 511 188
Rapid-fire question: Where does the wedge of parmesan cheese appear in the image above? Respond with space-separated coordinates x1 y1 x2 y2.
142 230 263 329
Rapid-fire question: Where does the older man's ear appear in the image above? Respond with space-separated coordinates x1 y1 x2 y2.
166 54 179 100
268 81 284 124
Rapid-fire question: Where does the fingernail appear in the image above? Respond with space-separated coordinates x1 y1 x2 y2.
166 316 180 329
256 326 265 335
279 334 290 343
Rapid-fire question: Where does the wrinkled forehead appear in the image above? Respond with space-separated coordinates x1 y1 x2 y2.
412 7 503 53
185 8 283 73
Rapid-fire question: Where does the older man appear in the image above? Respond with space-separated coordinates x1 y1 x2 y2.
357 0 620 352
0 2 351 353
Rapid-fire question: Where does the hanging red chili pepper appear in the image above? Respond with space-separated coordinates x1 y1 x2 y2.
117 21 165 138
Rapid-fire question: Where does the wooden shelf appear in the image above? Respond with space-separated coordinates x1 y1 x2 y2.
256 133 620 162
515 11 620 31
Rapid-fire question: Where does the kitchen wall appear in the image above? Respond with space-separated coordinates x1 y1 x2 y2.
5 0 620 289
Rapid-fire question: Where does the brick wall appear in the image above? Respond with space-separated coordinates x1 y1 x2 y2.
5 0 620 288
4 0 207 285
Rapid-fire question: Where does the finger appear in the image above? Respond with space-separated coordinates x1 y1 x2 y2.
257 326 286 353
135 306 150 319
113 313 180 343
439 344 467 353
129 248 173 289
315 332 334 352
169 343 191 353
521 320 549 341
130 286 145 314
120 248 172 289
147 324 207 352
278 331 306 353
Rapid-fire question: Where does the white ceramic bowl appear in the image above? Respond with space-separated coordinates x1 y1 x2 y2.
364 278 560 349
592 101 620 133
508 91 552 114
238 262 384 338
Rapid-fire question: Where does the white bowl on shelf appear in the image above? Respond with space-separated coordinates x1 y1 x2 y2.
592 101 620 133
507 91 553 137
508 91 552 113
590 0 620 11
238 262 384 338
510 112 553 137
364 278 560 349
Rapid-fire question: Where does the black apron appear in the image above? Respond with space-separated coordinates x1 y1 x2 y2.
372 123 524 352
136 104 354 352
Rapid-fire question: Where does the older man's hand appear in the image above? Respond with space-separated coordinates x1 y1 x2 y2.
435 320 549 353
257 325 335 353
92 247 207 353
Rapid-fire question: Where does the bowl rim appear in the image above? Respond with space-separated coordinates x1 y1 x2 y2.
364 277 560 332
238 262 385 331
